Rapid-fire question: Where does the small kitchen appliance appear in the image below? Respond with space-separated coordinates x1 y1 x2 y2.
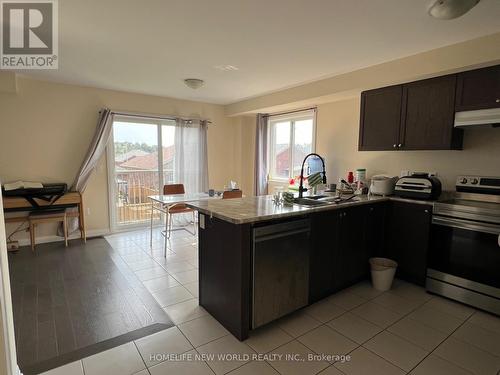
394 173 442 200
369 175 398 196
427 175 500 315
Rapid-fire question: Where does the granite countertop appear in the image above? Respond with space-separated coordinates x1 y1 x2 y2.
186 194 436 224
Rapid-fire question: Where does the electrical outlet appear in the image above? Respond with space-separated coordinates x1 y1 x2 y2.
7 241 19 251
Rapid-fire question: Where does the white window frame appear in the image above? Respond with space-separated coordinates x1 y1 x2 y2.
106 116 176 231
267 110 316 182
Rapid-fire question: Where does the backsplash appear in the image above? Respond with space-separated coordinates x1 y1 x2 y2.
316 98 500 191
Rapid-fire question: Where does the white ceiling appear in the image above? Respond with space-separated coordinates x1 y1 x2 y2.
21 0 500 104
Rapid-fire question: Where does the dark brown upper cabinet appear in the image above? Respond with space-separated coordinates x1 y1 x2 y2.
359 85 403 151
401 75 463 150
359 75 463 151
456 65 500 111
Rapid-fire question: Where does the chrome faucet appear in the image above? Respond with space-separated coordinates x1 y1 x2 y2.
298 153 327 198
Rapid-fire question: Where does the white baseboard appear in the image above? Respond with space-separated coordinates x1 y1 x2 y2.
16 228 111 247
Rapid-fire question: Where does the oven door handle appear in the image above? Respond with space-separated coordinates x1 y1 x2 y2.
432 216 500 235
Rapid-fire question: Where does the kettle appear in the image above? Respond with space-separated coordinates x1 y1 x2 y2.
369 175 398 196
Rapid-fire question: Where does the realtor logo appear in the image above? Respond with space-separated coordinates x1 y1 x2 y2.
1 0 58 69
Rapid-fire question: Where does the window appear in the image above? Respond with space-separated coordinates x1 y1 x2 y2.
268 111 315 181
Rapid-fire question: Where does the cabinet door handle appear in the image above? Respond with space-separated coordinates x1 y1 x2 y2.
496 98 500 103
424 209 429 213
398 143 402 148
393 144 397 148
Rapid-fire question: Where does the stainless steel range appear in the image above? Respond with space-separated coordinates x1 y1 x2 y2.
427 175 500 315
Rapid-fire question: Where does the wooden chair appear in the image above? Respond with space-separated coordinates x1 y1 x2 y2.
222 190 243 199
163 184 195 238
29 209 68 251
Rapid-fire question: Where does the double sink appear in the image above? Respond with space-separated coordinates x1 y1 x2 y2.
293 194 361 207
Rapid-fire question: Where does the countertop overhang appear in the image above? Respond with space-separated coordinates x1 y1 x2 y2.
186 194 434 224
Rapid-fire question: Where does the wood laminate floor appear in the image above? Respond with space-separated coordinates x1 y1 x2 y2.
8 236 174 374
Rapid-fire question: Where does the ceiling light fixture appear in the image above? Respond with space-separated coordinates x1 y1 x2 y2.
428 0 480 20
184 78 205 89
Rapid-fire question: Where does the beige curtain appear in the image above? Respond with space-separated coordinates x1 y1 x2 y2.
61 109 114 235
173 119 209 193
72 109 114 192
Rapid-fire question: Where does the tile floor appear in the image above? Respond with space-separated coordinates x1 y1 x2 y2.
40 228 500 375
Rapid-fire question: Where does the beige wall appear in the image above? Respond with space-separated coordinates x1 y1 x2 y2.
315 99 500 191
0 77 240 242
250 99 500 194
230 32 500 194
0 72 17 94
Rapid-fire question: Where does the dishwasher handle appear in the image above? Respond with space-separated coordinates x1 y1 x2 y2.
254 227 310 243
253 219 310 242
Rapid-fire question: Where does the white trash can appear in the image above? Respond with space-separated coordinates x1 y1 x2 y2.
369 257 398 292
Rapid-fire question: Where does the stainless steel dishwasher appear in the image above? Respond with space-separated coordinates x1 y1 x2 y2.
252 218 310 329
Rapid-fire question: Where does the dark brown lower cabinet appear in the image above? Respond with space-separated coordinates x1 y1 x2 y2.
198 214 251 340
385 201 432 286
198 200 432 341
309 205 377 303
309 211 340 303
365 202 387 258
336 205 371 290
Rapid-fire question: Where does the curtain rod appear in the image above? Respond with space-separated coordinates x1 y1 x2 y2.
263 107 316 118
106 109 212 124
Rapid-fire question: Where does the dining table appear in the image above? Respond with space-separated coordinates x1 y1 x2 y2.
148 193 221 256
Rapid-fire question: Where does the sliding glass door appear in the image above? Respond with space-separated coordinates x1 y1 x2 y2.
109 118 176 228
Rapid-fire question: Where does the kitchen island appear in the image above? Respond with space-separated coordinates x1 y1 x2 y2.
187 195 433 340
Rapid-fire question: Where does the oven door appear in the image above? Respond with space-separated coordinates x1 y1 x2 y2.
428 216 500 289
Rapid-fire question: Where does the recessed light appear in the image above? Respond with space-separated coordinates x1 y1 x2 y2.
184 78 205 89
214 64 239 72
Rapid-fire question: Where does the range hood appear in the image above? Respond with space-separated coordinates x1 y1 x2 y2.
454 108 500 128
